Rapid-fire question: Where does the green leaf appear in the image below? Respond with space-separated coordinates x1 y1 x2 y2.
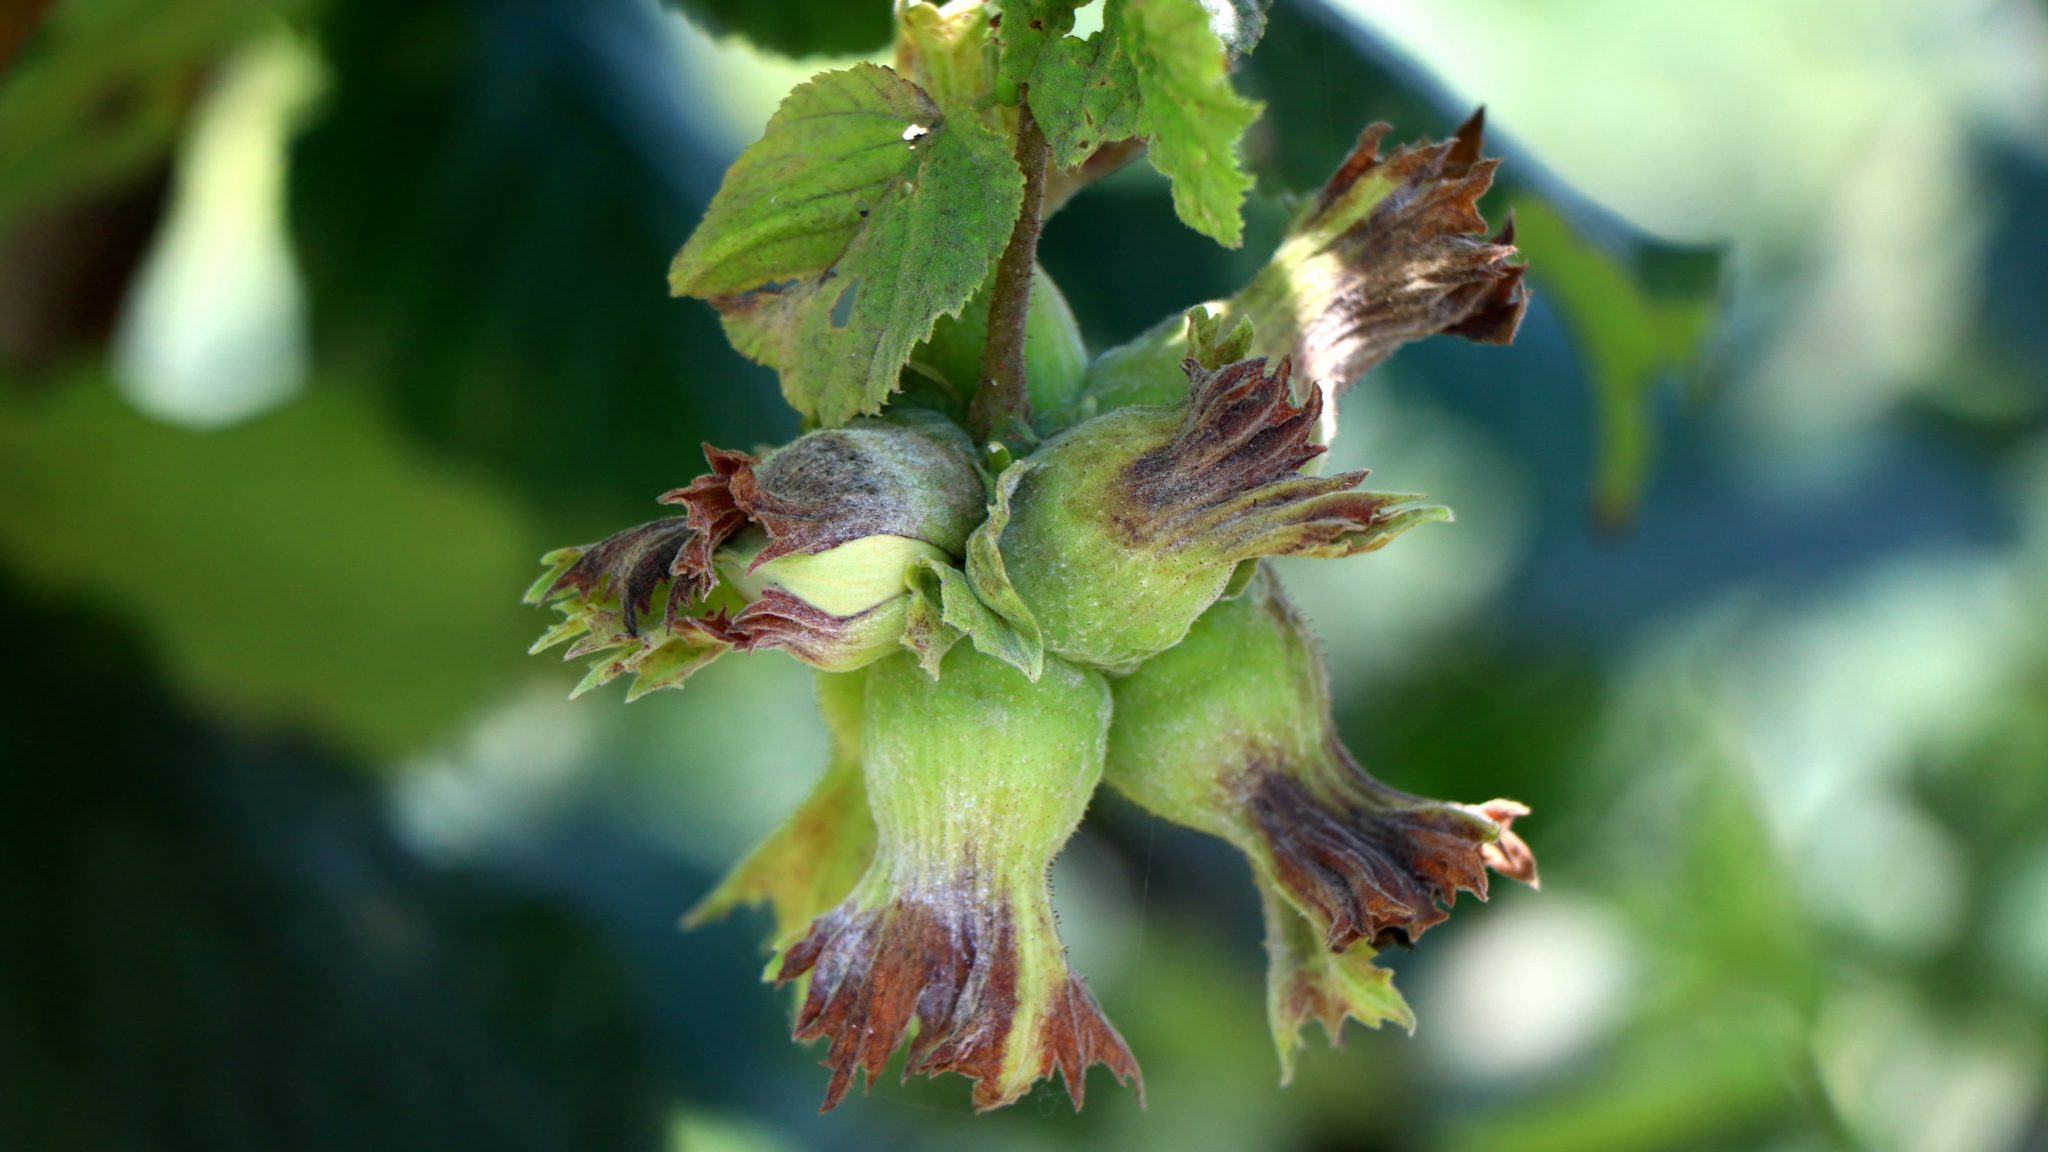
669 63 1023 427
1122 0 1263 247
1197 0 1269 58
1028 24 1143 169
993 0 1081 106
1026 0 1260 243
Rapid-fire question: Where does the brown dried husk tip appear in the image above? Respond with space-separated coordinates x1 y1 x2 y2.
1250 107 1527 393
528 412 987 689
779 887 1141 1112
523 515 739 699
532 515 698 636
717 588 909 668
1120 354 1436 563
1242 743 1538 950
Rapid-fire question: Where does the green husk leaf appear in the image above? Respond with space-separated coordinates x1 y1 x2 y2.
668 63 1023 427
1185 304 1254 368
563 624 729 701
959 459 1045 680
621 632 731 701
899 457 1047 683
903 556 1041 682
900 559 969 676
1262 878 1413 1084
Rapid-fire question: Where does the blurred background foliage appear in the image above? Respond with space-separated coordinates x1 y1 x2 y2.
1 0 2044 1149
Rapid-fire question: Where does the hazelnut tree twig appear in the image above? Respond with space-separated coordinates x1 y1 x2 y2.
970 94 1050 446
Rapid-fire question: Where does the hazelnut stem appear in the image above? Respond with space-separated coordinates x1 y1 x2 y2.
970 94 1049 446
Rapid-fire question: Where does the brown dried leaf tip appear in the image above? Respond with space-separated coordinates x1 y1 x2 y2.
779 888 1141 1113
1241 108 1527 393
1121 354 1447 562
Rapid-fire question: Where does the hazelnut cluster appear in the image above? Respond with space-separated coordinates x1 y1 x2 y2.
529 113 1534 1113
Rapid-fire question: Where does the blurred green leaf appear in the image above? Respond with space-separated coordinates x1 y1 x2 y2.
666 1110 797 1152
1508 199 1719 525
0 0 301 233
1443 1024 1802 1152
663 0 891 60
669 63 1023 427
0 585 668 1152
289 0 790 520
0 377 536 755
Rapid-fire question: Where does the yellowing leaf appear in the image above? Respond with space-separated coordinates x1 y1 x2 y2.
669 64 1022 427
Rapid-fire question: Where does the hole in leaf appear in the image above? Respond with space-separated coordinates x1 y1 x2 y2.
830 281 858 329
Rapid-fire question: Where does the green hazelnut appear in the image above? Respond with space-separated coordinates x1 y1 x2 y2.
992 354 1447 669
911 263 1088 432
1105 566 1537 956
778 646 1141 1113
